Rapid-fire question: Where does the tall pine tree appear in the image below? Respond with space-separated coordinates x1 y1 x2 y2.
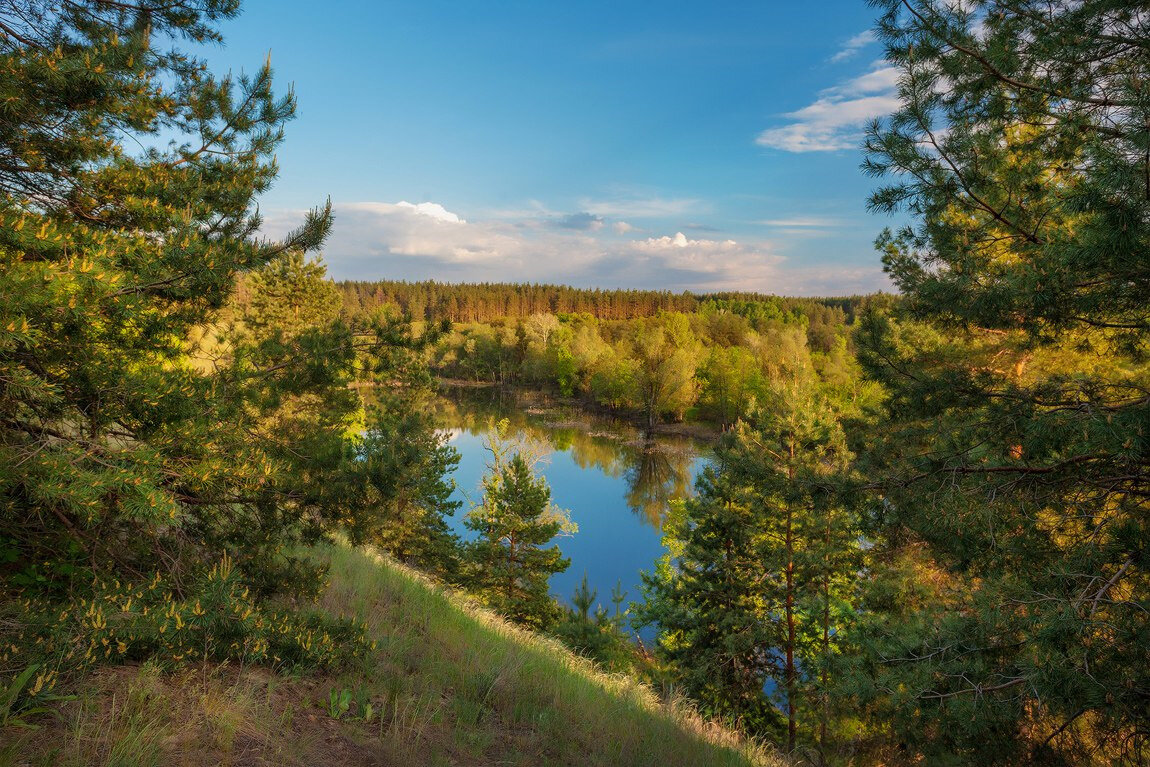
0 1 425 645
638 375 860 750
854 0 1150 761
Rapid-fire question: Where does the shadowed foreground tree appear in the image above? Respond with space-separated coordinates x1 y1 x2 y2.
0 0 344 593
350 395 462 580
852 0 1150 762
635 465 783 737
726 380 858 753
0 1 427 688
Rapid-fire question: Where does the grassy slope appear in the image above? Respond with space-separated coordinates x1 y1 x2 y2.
1 543 780 767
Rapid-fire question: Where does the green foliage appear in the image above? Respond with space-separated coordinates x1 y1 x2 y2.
0 663 74 728
339 278 870 328
853 0 1150 762
240 252 342 342
629 314 703 429
1 555 373 715
635 473 783 737
551 574 635 671
0 0 456 699
729 380 860 751
353 685 377 722
348 395 463 580
327 687 352 720
0 3 339 593
428 296 863 431
698 346 765 428
463 422 575 629
637 374 863 750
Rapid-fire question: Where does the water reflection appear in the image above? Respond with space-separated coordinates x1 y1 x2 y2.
624 441 696 527
431 385 705 528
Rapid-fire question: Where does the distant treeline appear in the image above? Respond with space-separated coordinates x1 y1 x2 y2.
335 279 876 324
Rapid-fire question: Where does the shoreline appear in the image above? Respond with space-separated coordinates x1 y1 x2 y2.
432 377 724 443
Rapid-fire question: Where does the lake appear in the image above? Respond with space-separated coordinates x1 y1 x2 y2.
431 384 711 629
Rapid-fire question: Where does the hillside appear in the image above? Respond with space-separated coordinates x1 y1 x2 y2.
1 544 780 767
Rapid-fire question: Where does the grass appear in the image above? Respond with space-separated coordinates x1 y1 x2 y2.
0 542 782 766
0 662 301 767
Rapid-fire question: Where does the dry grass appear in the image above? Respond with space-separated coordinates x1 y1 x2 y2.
0 662 324 767
0 542 786 767
315 541 783 766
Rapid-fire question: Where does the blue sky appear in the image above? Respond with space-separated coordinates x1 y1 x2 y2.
210 1 901 296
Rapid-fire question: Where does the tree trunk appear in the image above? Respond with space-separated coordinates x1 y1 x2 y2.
820 518 830 752
785 501 796 752
785 439 797 752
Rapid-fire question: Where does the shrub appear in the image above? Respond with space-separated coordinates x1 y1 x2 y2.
0 555 373 714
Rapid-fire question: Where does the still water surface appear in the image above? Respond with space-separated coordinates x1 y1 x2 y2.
432 385 711 621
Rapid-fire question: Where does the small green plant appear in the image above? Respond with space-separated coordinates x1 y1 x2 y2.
2 556 376 686
610 579 629 630
353 686 375 722
0 664 74 728
327 687 351 719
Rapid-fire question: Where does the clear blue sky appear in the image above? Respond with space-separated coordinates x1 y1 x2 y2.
209 1 901 295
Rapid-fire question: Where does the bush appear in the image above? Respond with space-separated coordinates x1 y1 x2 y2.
0 555 373 713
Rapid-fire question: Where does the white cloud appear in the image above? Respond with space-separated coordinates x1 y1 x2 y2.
331 201 515 263
826 65 900 98
635 231 737 252
828 30 875 63
351 200 466 224
262 201 889 296
624 232 785 290
756 63 900 153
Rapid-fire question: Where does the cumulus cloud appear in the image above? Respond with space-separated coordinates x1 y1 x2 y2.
756 63 900 152
634 231 736 251
828 30 875 63
613 221 636 234
620 232 788 290
384 201 465 224
329 201 515 264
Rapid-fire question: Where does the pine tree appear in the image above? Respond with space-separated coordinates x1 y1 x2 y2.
637 374 861 749
240 252 341 342
464 422 575 629
0 1 348 593
552 573 615 662
856 0 1150 761
635 465 783 735
351 396 462 580
725 378 857 752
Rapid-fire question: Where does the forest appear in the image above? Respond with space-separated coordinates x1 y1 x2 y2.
1 1 1147 766
335 278 867 325
339 280 872 430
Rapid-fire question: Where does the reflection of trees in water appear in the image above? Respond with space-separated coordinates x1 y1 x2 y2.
433 384 701 527
623 439 696 528
567 437 627 479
